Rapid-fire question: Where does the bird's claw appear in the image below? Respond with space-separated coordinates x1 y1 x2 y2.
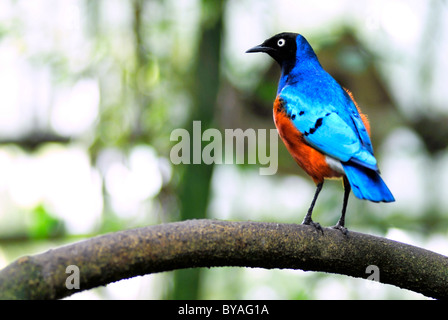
332 223 348 236
302 219 324 234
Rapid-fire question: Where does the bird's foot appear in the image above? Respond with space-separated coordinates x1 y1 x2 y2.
332 223 348 236
302 218 324 234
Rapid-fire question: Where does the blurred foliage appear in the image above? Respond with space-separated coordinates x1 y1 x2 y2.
171 0 225 299
0 0 447 300
27 205 64 240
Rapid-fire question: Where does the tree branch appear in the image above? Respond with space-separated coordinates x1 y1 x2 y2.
1 219 447 299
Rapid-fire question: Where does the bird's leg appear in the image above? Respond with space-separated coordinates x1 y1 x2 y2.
302 182 324 233
333 176 350 235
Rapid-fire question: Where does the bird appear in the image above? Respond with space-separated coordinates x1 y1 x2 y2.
246 32 395 234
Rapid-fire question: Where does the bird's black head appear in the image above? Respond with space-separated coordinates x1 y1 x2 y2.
246 32 298 66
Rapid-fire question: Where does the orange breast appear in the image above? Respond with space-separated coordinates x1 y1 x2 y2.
273 97 342 184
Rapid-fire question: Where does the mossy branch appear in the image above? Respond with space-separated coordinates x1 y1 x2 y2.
1 219 447 299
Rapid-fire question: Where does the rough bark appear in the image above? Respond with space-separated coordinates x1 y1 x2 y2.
1 219 447 300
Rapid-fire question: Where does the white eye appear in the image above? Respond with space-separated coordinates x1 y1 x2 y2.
277 39 286 47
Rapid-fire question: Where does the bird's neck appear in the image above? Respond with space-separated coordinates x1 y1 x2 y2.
277 70 289 94
277 55 322 94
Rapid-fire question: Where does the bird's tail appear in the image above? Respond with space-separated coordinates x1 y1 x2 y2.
342 162 395 203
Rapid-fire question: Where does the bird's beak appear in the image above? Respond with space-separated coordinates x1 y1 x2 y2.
246 44 270 53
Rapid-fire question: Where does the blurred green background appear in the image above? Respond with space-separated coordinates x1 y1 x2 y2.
1 0 448 300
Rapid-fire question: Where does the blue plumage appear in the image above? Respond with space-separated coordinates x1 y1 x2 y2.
342 162 395 203
278 34 393 202
247 32 395 232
